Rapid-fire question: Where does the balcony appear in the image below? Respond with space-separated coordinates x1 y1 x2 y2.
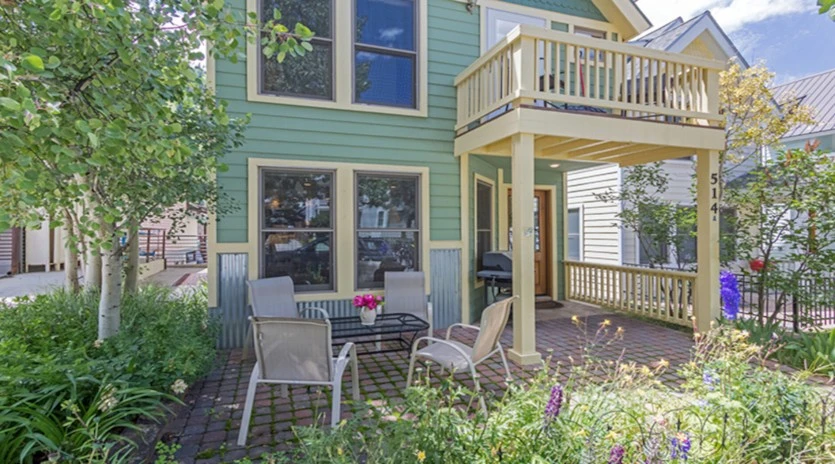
453 25 726 162
455 25 727 365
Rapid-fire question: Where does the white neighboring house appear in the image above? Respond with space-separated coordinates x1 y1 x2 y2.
567 11 748 268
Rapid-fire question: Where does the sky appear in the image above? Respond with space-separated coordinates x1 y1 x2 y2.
635 0 835 84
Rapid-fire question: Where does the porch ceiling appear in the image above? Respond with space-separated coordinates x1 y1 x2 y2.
455 107 726 166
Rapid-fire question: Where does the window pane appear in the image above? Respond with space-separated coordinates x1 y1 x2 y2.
477 182 492 230
262 171 332 229
568 209 580 234
477 230 491 271
261 0 332 38
355 0 415 51
357 174 418 229
568 235 580 260
263 232 333 291
355 51 415 107
262 42 333 99
356 231 418 288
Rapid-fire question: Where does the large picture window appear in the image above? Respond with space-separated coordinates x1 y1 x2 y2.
260 169 334 291
355 173 420 289
354 0 418 108
475 180 494 274
260 0 334 100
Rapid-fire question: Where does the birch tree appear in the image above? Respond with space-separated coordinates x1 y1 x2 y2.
0 0 313 339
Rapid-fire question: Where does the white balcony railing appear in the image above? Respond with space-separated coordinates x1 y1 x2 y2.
565 260 697 327
455 25 725 131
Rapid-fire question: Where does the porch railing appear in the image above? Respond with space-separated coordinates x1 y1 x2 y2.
566 260 696 327
454 25 724 131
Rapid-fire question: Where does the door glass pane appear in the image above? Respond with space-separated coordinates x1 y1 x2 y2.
356 174 418 228
355 0 415 51
262 171 332 229
534 196 541 251
262 232 333 290
356 231 418 288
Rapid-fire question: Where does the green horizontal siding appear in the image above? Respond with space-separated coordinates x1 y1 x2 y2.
215 0 481 243
501 0 607 21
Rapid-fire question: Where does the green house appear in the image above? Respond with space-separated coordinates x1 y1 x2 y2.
209 0 727 365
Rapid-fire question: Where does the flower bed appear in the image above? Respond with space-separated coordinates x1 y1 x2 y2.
245 324 834 463
0 286 217 462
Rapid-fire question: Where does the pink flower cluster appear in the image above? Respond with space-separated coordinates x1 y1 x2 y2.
353 293 383 311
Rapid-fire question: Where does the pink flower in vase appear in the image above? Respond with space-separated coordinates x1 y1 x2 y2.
352 295 364 308
363 294 377 310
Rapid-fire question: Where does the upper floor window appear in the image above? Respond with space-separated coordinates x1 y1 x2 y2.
260 0 335 100
354 0 418 108
254 0 422 112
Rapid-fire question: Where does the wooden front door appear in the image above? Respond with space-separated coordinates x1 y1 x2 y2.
508 189 551 295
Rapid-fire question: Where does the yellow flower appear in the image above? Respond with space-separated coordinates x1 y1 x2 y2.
657 358 670 369
616 326 625 335
571 315 579 323
416 450 426 462
601 319 612 327
337 447 343 456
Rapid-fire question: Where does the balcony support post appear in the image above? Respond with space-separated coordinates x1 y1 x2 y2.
508 133 542 366
695 150 721 332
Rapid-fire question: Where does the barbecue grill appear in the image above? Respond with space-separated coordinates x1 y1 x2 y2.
477 251 513 305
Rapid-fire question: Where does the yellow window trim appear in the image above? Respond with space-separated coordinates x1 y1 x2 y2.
247 157 431 302
473 173 496 288
245 0 429 118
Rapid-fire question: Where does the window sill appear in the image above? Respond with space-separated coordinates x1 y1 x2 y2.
247 91 428 118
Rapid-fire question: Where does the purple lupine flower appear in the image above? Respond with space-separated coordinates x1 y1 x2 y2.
608 444 625 464
720 271 741 321
544 384 564 420
702 369 718 391
670 432 691 461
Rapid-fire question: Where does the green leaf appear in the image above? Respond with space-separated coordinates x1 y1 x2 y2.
170 123 183 133
301 41 313 52
0 97 21 112
21 54 45 73
294 23 312 38
45 56 61 69
273 8 282 21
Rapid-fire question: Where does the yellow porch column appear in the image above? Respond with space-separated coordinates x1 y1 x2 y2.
509 133 541 365
695 150 721 332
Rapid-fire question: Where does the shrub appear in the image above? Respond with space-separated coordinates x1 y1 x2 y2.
731 319 835 377
259 324 834 463
0 285 217 462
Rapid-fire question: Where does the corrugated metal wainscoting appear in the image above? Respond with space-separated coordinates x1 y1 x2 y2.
214 253 248 349
429 248 461 329
213 249 462 349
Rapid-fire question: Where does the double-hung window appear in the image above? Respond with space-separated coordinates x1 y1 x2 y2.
354 0 418 108
567 208 582 260
355 173 421 289
254 0 422 113
259 0 335 100
260 169 334 292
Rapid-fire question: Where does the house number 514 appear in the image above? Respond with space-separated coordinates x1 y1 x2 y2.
710 172 719 221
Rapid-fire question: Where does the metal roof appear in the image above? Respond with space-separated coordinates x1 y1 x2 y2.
773 69 835 139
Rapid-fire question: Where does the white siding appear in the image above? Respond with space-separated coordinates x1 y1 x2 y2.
566 164 621 265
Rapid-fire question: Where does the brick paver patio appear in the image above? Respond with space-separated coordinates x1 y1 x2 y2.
160 303 696 463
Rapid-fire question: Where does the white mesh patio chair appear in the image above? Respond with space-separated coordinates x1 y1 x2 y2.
237 317 359 446
243 276 329 359
405 296 516 413
378 271 433 349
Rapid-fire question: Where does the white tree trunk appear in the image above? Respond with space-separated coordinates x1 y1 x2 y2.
85 248 102 290
124 219 140 293
98 229 123 339
63 210 80 293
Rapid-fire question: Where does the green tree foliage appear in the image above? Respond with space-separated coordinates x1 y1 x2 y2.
595 163 694 269
0 0 313 338
820 0 835 20
727 142 835 325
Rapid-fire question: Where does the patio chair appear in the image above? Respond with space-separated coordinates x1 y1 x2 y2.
405 296 516 413
237 317 359 446
378 272 433 350
242 276 329 360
